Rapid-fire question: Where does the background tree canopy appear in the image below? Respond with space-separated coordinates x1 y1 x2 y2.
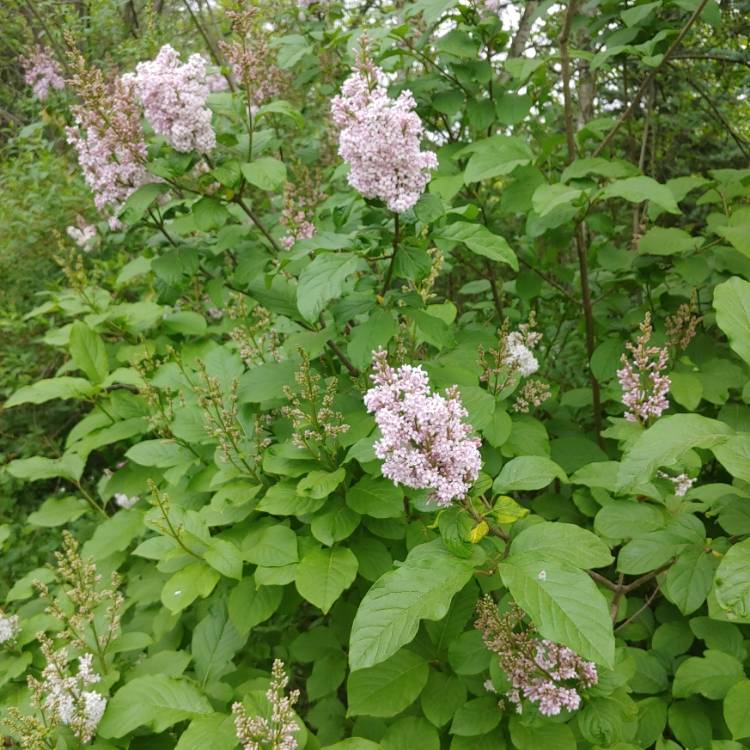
1 0 750 748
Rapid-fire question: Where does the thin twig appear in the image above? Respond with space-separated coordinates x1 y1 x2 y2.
381 213 400 296
614 585 661 633
592 0 710 157
326 339 360 378
233 196 283 254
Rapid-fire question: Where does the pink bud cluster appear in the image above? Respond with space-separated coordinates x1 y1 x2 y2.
617 312 670 424
476 597 598 717
66 73 151 228
364 349 482 507
21 46 65 100
331 59 438 213
125 45 215 154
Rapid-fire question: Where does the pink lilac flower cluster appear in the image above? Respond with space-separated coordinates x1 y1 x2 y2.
617 312 670 424
66 61 151 228
476 597 598 717
482 0 503 13
21 45 65 100
331 55 438 213
364 349 482 507
281 173 323 248
125 45 215 154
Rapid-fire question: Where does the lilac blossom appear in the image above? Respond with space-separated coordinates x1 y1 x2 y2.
364 349 482 507
66 64 151 225
503 330 540 376
331 57 438 213
125 45 215 154
0 610 20 644
476 597 598 717
66 217 97 251
113 493 139 509
21 46 64 100
657 471 695 497
617 312 670 424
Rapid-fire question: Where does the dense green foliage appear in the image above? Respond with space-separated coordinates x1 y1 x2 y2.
2 0 750 748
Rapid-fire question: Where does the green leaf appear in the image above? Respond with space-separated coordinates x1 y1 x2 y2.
174 714 237 750
192 196 230 232
5 377 95 407
204 538 244 580
663 545 715 614
241 157 287 191
714 538 750 622
450 696 501 736
119 182 170 224
126 439 195 468
436 222 518 270
714 277 750 367
531 183 583 217
295 546 359 614
238 358 300 403
27 496 89 527
347 476 404 519
509 522 613 569
298 468 346 500
347 649 428 717
382 717 439 750
462 136 533 183
243 524 298 566
493 456 568 493
601 176 680 214
725 680 750 739
297 253 363 322
498 554 615 667
7 453 84 483
162 311 207 336
617 414 733 491
192 603 246 685
347 310 398 371
622 1 661 25
561 157 637 182
638 227 702 256
98 675 212 738
161 562 220 614
69 321 109 384
228 578 283 634
420 669 467 728
673 650 744 699
715 433 750 482
349 540 482 671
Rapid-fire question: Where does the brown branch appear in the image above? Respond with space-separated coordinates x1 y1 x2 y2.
614 584 661 633
326 339 360 378
592 0 710 157
233 197 283 254
559 0 602 443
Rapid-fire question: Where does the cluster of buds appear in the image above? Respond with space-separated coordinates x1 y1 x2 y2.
666 299 702 352
233 659 300 750
364 349 482 506
220 6 288 107
401 247 443 304
229 303 282 366
617 312 670 424
133 354 175 434
281 171 324 249
282 351 349 457
475 597 598 717
34 531 123 655
513 379 551 413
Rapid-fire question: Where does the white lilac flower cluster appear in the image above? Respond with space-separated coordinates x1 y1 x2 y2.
66 217 98 251
36 644 107 744
124 44 215 154
331 56 438 213
364 349 482 507
0 610 20 644
113 493 139 509
503 330 540 376
657 471 695 497
21 45 65 100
